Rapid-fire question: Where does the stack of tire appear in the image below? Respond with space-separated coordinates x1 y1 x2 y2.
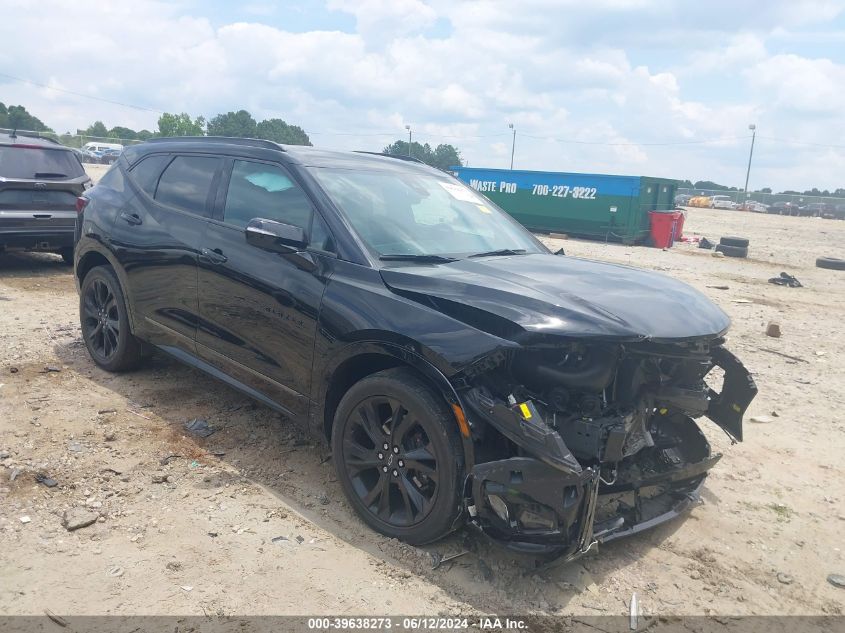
715 236 749 258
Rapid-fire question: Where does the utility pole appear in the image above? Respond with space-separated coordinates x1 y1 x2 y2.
508 123 516 169
405 125 412 157
744 124 756 196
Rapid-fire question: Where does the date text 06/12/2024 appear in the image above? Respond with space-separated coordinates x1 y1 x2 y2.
467 178 598 199
306 617 527 630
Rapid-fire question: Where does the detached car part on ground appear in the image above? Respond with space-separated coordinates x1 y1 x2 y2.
74 138 757 562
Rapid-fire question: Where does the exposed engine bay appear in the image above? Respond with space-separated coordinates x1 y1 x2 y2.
458 337 757 559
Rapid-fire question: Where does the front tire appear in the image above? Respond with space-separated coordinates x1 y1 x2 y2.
80 265 144 372
331 368 464 545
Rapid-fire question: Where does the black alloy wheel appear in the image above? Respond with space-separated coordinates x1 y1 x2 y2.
332 368 463 544
82 277 120 360
79 266 144 371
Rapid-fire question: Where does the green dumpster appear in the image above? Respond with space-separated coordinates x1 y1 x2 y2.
451 166 679 244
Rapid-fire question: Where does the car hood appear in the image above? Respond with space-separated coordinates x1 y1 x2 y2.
380 253 730 342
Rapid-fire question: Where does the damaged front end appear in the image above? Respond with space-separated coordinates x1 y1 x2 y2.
459 337 757 559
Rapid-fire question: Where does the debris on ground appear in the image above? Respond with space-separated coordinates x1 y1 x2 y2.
476 559 494 582
816 257 845 271
828 574 845 589
62 508 99 532
699 237 714 249
35 473 58 487
19 515 31 524
166 561 183 571
777 572 794 585
44 609 67 627
759 348 809 363
151 473 168 484
97 408 117 415
766 322 782 338
750 415 773 424
184 418 215 438
43 366 61 373
712 251 725 258
107 566 124 578
556 564 599 593
768 272 803 288
706 285 729 290
430 550 469 570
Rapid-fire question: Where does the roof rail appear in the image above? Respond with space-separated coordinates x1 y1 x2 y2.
145 136 284 151
353 151 426 165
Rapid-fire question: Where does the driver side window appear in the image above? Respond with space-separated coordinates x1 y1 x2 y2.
223 160 313 232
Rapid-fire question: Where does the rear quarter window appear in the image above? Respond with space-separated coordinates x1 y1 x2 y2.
155 155 220 216
129 154 172 198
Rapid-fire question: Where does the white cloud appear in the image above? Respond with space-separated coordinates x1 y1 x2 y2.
0 0 844 190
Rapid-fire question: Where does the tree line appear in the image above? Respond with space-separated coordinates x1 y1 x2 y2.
1 102 465 171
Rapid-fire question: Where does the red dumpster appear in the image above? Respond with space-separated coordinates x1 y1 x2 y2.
649 210 682 248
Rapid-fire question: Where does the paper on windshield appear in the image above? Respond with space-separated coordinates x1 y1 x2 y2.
438 181 483 203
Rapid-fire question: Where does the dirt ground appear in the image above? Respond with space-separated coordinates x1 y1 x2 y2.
1 166 844 618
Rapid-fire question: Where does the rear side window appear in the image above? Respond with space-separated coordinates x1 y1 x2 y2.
155 155 220 216
0 146 85 179
130 154 171 197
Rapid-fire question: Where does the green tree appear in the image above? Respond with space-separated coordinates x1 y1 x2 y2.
136 129 155 141
157 112 206 137
255 118 311 145
206 110 257 137
109 126 138 141
0 102 52 132
431 144 463 170
80 121 109 138
760 187 772 193
382 140 463 171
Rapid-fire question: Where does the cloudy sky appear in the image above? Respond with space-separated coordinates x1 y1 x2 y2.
2 0 845 191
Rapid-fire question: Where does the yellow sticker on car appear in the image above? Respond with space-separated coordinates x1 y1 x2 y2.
519 403 532 419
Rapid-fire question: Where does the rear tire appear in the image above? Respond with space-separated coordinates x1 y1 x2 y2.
331 367 464 545
79 265 144 372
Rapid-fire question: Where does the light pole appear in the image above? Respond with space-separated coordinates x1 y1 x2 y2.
508 123 516 170
405 125 412 157
744 124 756 196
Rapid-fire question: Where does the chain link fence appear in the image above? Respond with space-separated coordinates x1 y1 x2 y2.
1 127 146 164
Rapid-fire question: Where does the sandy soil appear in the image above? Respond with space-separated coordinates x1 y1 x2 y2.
1 173 844 617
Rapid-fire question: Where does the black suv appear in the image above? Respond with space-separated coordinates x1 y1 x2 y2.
75 137 756 560
0 132 91 263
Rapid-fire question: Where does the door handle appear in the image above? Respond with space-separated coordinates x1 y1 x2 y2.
33 214 52 219
201 247 228 264
119 211 142 226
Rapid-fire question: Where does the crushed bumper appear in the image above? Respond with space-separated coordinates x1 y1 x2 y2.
468 450 714 558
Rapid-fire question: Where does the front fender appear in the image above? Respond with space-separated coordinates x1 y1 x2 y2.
310 339 477 469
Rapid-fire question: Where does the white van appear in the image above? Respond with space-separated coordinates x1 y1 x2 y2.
82 142 124 153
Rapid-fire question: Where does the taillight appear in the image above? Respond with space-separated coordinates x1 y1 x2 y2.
76 196 90 214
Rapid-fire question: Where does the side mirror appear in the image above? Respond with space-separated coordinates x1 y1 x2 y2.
245 218 307 254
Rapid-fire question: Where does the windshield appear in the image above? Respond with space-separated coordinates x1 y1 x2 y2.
309 167 544 257
0 146 85 179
